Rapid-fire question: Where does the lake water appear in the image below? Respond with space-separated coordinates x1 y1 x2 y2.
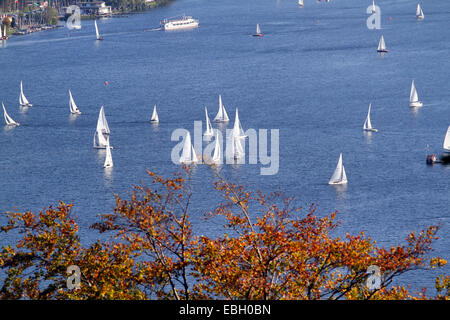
0 0 449 294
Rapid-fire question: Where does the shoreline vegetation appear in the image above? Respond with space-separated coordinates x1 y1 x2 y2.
0 0 174 37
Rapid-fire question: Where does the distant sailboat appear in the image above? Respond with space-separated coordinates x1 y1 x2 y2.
204 106 214 137
150 104 159 123
377 35 388 53
253 24 263 37
214 95 230 122
19 81 32 107
212 129 222 164
371 0 376 13
409 80 423 107
233 108 247 139
298 0 304 7
328 153 348 185
179 131 198 164
416 4 424 20
2 102 19 126
93 106 111 149
363 103 378 132
69 90 81 114
103 138 113 168
443 126 450 151
94 20 103 40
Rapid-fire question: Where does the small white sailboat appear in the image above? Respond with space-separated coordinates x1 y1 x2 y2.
371 0 376 13
150 104 159 123
416 4 424 20
377 35 388 53
409 80 423 107
69 90 81 115
179 131 199 164
328 153 348 185
2 102 19 126
443 126 450 151
230 125 245 160
298 0 304 7
212 129 222 164
93 106 111 149
103 138 113 168
19 81 32 107
253 24 263 37
214 95 230 122
94 20 103 40
363 103 378 132
204 106 214 137
233 108 247 139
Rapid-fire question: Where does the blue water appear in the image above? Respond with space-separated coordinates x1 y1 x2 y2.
0 0 449 295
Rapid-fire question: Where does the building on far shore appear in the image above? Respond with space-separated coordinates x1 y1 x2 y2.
60 2 112 17
78 1 112 16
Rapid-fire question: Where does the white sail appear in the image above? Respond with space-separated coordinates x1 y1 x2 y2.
179 132 198 164
372 0 376 13
212 130 221 164
416 4 424 19
443 126 450 151
233 108 247 139
328 153 348 185
409 80 423 107
19 81 31 106
150 104 159 123
93 106 111 148
410 80 418 102
377 35 386 52
103 137 113 168
256 24 261 35
363 103 378 132
69 90 81 114
214 95 230 122
94 20 101 40
204 106 213 136
298 0 303 7
2 102 19 126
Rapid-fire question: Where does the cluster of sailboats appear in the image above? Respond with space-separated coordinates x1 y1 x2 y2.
176 95 246 164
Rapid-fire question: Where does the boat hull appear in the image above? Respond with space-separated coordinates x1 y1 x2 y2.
410 101 423 108
252 34 264 37
377 50 388 53
363 128 378 132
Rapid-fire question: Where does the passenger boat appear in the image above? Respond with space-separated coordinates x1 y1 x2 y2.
161 16 199 31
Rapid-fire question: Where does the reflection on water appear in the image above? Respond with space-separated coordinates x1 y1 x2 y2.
330 183 348 201
150 122 159 132
19 106 29 114
69 114 80 123
103 166 113 186
3 125 16 134
363 131 373 144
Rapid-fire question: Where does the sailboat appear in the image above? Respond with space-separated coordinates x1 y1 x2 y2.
103 138 113 168
363 103 378 132
298 0 304 7
377 35 388 53
94 20 103 40
2 102 19 126
204 106 214 137
443 126 450 152
69 90 81 115
409 80 423 107
253 24 264 37
179 131 199 164
416 4 424 20
212 129 222 164
371 0 376 13
93 106 111 149
150 104 159 123
328 153 348 185
213 95 230 122
233 108 247 139
19 81 32 107
1 24 8 40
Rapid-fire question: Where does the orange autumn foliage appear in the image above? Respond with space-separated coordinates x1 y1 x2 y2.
0 168 448 300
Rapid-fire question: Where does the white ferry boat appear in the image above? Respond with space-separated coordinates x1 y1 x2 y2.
161 15 199 31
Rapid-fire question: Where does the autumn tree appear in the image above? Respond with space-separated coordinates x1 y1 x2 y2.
0 168 448 300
